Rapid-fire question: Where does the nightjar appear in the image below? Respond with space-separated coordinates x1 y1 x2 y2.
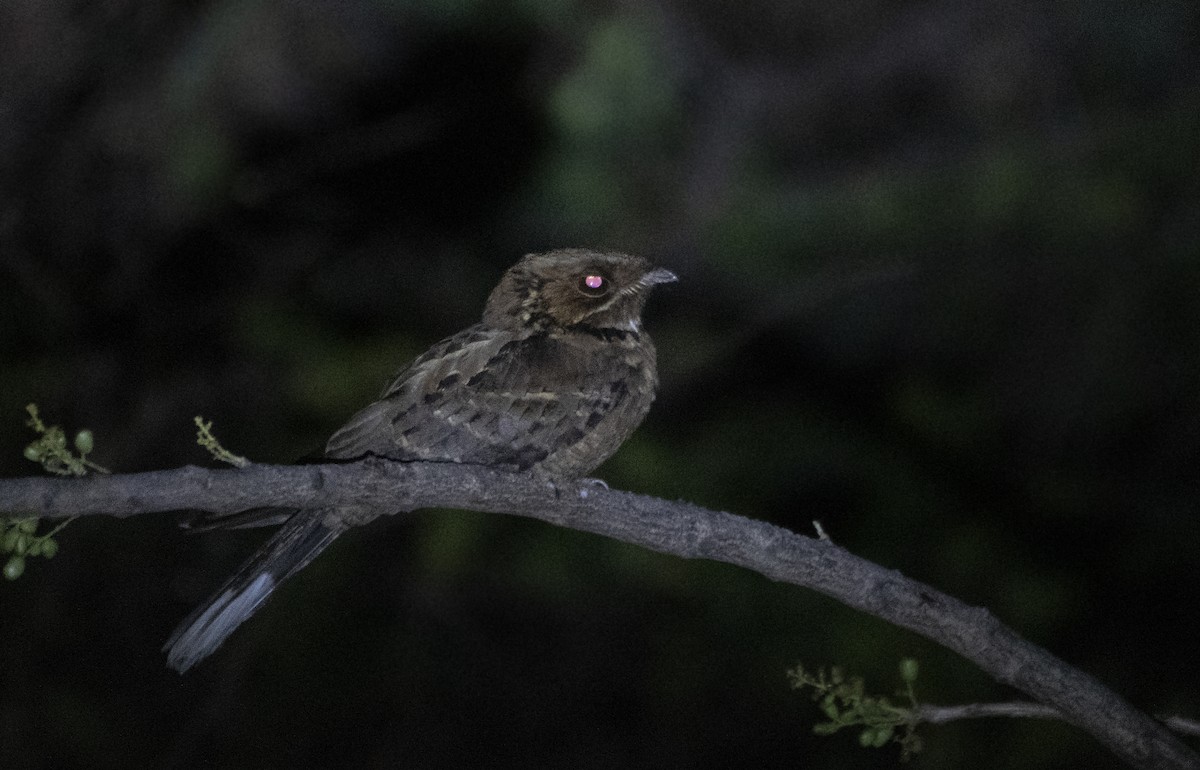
164 248 676 672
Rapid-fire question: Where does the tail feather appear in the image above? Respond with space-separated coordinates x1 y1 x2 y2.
164 513 340 673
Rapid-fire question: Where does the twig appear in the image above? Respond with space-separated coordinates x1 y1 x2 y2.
916 700 1062 724
1162 716 1200 739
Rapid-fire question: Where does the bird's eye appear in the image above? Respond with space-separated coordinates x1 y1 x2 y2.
578 274 610 297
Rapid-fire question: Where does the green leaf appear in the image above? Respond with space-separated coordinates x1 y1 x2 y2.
74 430 94 454
3 555 25 580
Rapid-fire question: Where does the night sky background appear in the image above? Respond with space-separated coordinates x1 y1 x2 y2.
2 1 1198 768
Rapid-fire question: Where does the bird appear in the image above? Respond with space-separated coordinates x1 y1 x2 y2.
163 248 677 672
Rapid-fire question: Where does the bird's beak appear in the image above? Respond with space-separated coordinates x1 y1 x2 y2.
642 267 678 285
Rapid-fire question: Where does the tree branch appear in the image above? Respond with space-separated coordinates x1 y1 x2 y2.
0 458 1195 770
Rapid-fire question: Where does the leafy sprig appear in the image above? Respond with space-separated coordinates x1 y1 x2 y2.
194 416 249 468
2 516 72 580
23 403 108 476
3 404 103 579
788 659 924 760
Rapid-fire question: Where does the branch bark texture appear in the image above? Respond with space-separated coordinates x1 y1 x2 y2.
0 459 1195 770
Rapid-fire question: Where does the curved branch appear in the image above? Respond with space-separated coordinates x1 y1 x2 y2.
0 459 1196 770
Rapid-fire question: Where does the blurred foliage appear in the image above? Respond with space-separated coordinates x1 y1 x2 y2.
2 0 1198 768
788 660 924 761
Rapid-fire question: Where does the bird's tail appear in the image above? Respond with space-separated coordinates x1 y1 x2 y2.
163 512 340 673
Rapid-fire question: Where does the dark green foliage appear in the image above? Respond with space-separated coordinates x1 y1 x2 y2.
789 660 924 761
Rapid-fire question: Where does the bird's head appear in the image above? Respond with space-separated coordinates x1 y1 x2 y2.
483 248 677 334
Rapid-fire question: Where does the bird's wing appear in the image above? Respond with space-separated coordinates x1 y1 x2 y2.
324 325 637 471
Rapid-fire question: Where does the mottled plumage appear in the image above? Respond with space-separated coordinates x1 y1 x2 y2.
164 249 675 672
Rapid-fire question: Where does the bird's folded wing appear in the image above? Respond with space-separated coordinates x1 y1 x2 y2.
324 327 635 470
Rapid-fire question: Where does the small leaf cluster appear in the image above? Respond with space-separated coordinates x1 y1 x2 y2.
2 517 64 581
788 659 924 761
4 404 99 580
23 403 108 476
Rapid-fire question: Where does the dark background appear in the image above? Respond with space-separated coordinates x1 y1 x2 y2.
2 1 1198 768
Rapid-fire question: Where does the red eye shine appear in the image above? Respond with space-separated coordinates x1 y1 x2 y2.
584 275 604 290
